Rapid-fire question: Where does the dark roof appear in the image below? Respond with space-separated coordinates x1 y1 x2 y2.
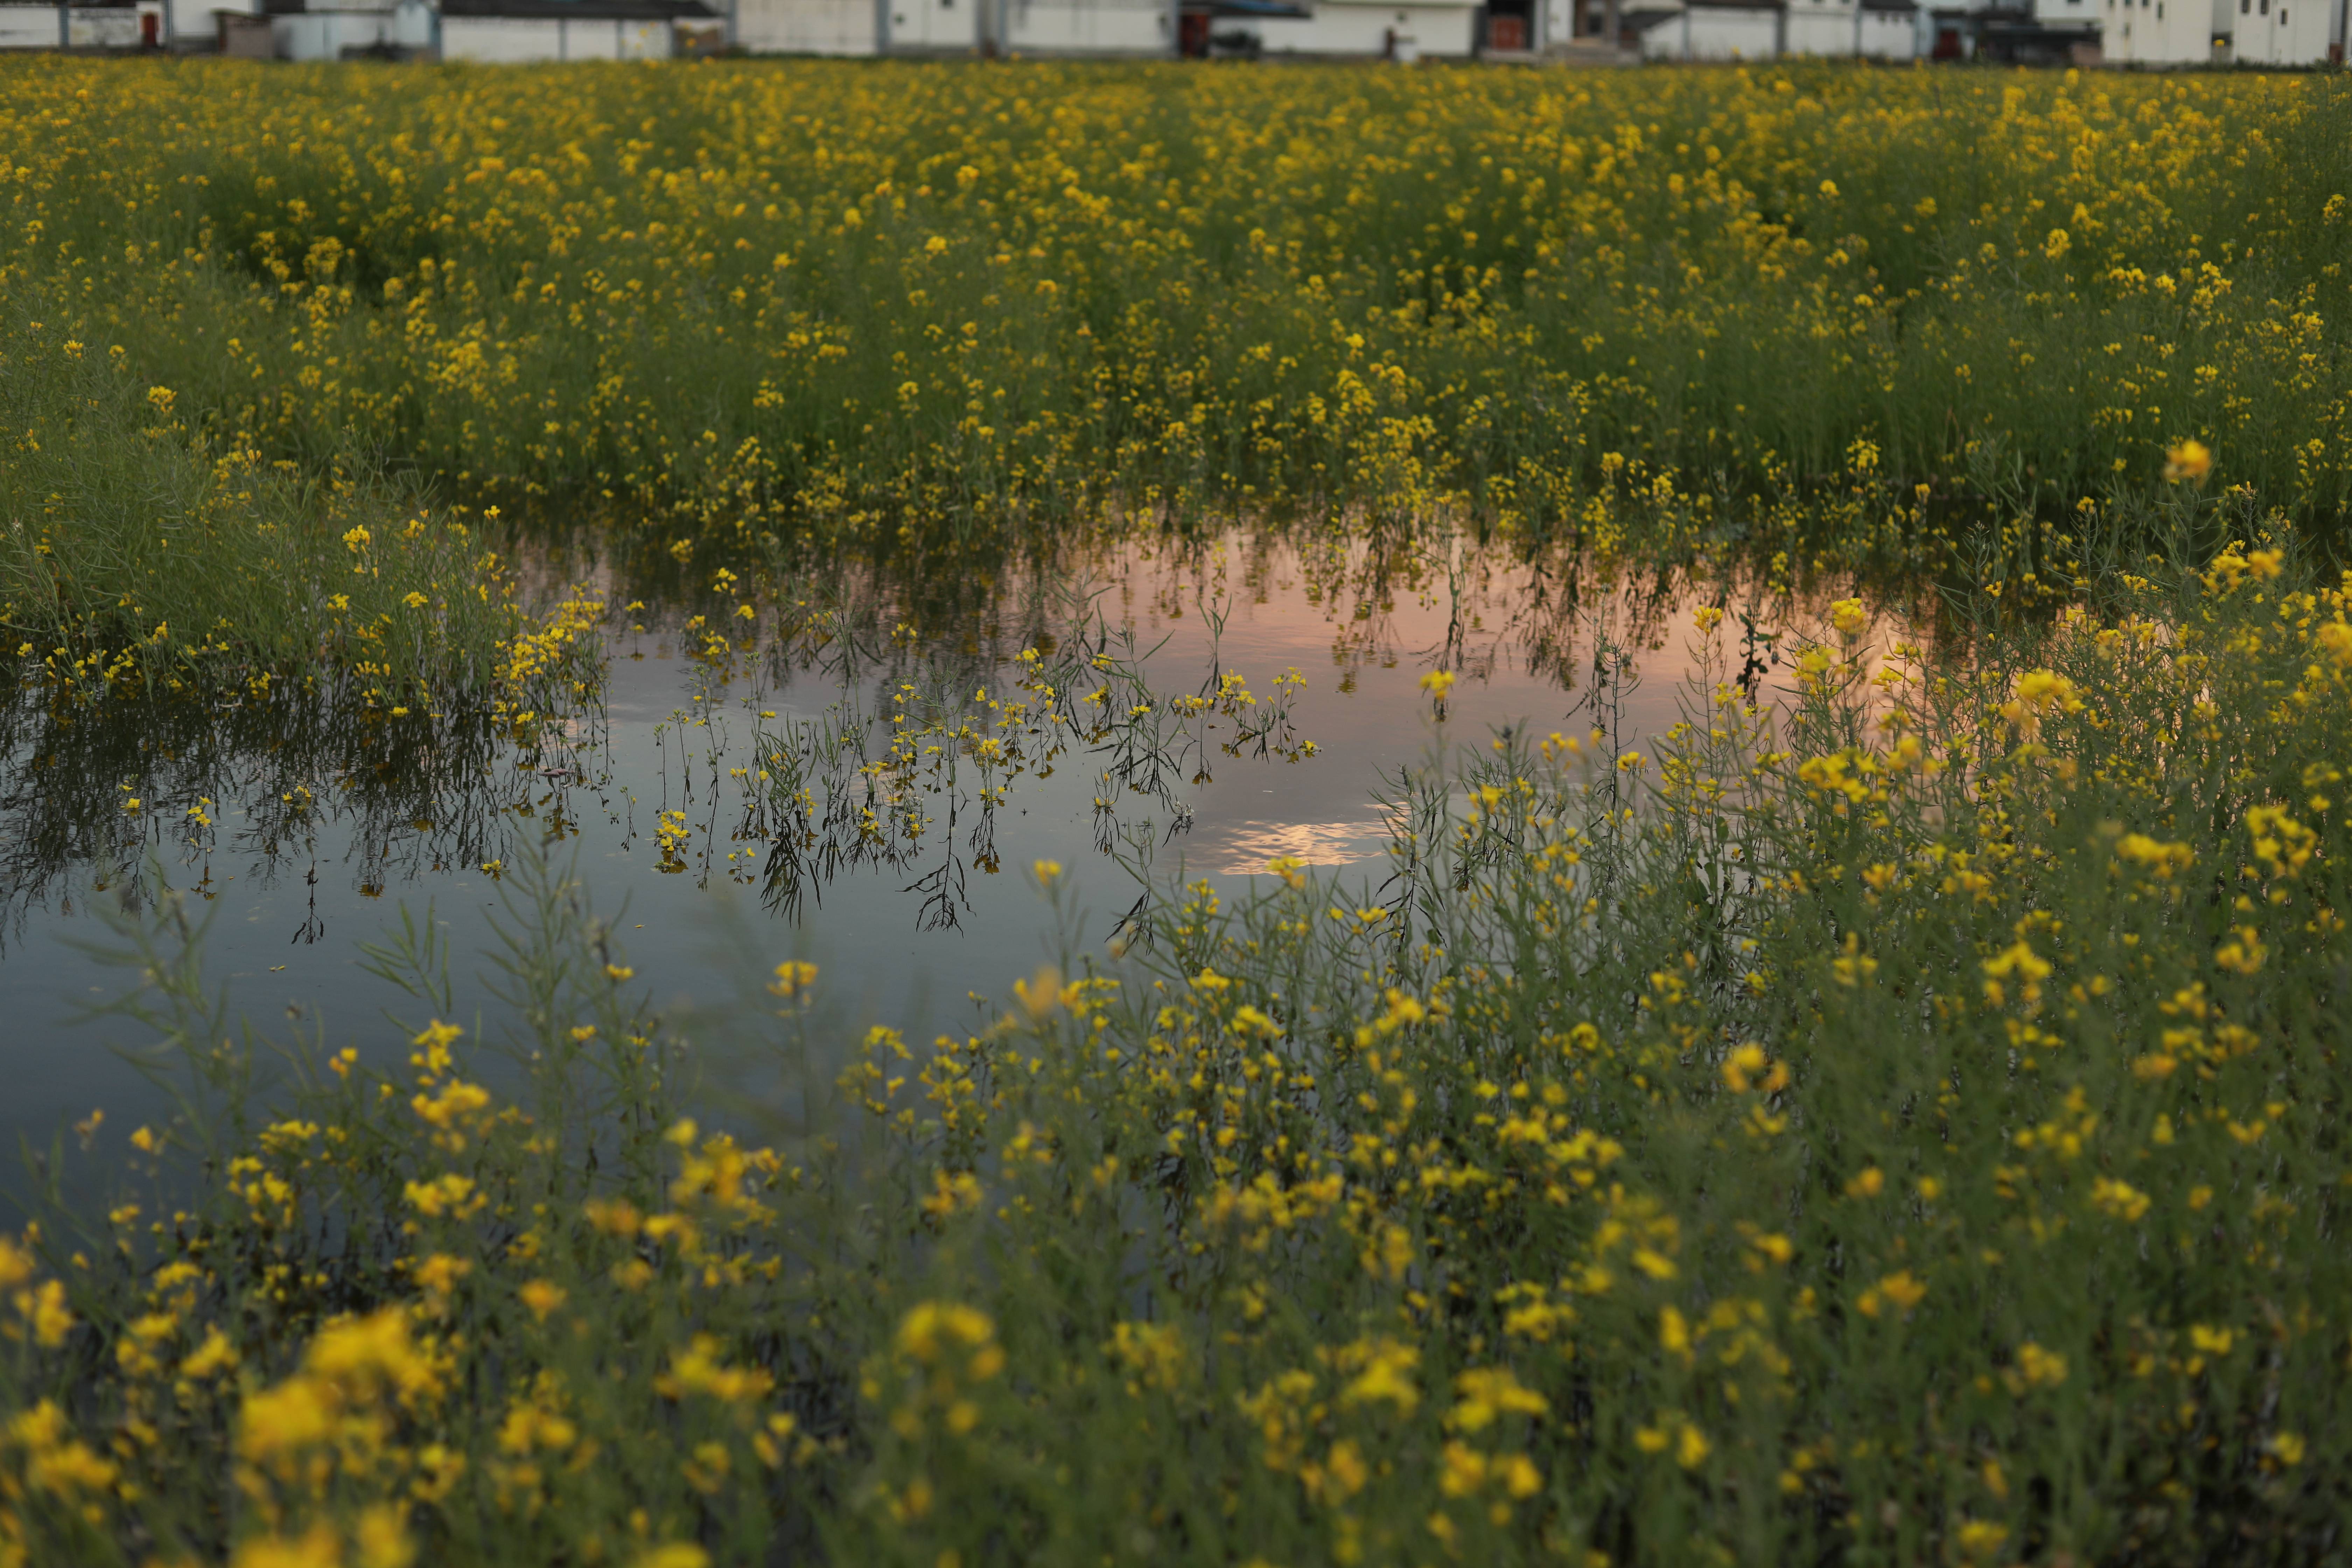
439 0 717 18
1860 0 1919 12
1177 0 1311 15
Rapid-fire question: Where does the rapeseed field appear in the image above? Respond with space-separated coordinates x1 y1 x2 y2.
2 58 2349 574
4 57 2352 1568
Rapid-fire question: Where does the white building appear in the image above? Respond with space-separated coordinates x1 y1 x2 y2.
271 0 433 58
736 0 875 51
1246 0 1472 52
750 0 1170 55
2226 0 2333 61
2098 0 2225 59
999 0 1169 52
0 3 141 47
1786 0 1919 55
1633 0 1779 58
436 0 716 58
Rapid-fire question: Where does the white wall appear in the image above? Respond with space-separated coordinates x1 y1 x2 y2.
1783 3 1856 52
2230 0 2330 59
65 6 139 44
1858 7 1913 53
739 0 878 52
274 9 393 57
2101 0 2222 58
0 7 62 48
887 0 972 47
1255 1 1478 55
439 15 676 59
153 0 253 43
1638 4 1779 57
1003 0 1165 52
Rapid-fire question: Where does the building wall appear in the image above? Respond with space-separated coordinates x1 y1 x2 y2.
1783 5 1856 51
2100 0 2219 59
739 0 878 52
885 0 973 47
2032 0 2098 29
0 7 62 48
1003 0 1166 53
273 9 390 57
148 0 254 43
440 15 676 59
1858 8 1914 52
1255 2 1477 55
1638 5 1780 57
2231 0 2330 60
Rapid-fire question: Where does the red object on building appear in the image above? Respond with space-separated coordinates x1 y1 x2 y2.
141 10 160 45
1488 13 1526 47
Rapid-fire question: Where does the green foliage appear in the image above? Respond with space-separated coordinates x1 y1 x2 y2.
0 304 603 720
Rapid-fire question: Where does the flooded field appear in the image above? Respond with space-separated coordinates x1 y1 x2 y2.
0 531 1840 1171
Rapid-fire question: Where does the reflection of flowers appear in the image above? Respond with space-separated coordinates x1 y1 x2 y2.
1213 819 1387 875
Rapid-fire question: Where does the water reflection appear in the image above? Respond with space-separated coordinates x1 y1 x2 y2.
0 682 603 949
2 524 1925 1184
0 530 1867 959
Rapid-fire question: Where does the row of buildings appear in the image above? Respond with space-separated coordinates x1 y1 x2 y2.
0 0 2340 65
1640 0 2340 61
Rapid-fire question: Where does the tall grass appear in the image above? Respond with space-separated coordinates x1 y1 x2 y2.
0 303 604 719
6 492 2347 1564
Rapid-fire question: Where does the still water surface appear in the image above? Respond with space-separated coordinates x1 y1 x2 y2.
0 532 1829 1195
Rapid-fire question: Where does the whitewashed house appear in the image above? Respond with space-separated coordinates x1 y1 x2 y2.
2098 0 2226 59
1783 0 1918 54
0 5 70 47
1000 0 1169 53
135 0 262 47
0 3 141 47
272 0 433 58
436 0 716 58
1252 0 1476 53
2226 0 2333 61
735 0 875 51
1634 0 1780 57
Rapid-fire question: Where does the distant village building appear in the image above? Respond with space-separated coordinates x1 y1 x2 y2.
733 0 872 50
2098 0 2342 60
996 0 1170 54
1631 0 1924 58
2 0 2343 66
1631 0 1778 58
437 0 716 59
270 0 434 59
2097 0 2224 59
0 2 141 47
1252 0 1479 55
2228 0 2336 60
